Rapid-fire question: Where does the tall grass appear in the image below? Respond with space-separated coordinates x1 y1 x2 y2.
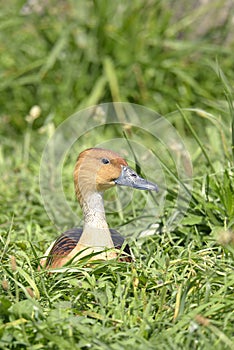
1 0 233 132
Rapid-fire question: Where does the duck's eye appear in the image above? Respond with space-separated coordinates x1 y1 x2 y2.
101 158 110 164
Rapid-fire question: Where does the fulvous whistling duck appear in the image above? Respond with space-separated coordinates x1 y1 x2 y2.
40 148 158 268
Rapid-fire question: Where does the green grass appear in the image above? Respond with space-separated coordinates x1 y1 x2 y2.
1 1 234 349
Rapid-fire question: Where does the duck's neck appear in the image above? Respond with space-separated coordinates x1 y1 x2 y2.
79 191 114 248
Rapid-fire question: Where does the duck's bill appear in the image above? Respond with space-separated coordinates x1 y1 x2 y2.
115 166 159 192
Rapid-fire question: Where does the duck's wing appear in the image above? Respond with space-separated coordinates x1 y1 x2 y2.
42 228 83 268
41 227 132 268
109 228 132 258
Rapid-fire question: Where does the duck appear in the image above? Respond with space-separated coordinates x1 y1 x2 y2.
40 148 158 269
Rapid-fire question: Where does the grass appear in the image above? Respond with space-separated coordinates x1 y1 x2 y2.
1 1 234 349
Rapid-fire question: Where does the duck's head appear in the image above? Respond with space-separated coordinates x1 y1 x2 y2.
74 148 158 204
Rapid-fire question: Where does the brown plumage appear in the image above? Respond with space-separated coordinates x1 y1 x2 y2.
40 148 158 269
